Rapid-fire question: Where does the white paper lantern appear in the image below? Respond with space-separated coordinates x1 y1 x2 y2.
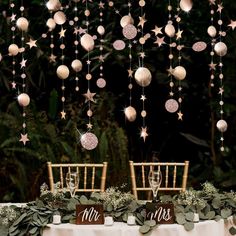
16 17 29 32
53 11 66 25
18 93 30 107
46 18 56 30
214 42 227 57
120 14 134 28
71 59 82 72
80 34 95 52
207 26 217 38
56 65 70 79
8 44 19 56
46 0 61 11
216 119 228 132
173 66 186 80
164 24 176 38
134 67 152 87
124 106 137 122
97 25 105 35
180 0 193 12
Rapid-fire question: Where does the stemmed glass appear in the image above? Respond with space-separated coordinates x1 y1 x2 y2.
66 172 79 198
148 169 162 202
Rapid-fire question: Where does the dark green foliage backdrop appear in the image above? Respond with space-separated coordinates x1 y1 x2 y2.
0 0 235 202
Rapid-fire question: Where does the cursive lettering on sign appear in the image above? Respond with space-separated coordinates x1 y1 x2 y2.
78 207 101 222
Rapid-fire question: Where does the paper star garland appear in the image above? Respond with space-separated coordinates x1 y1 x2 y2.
61 110 66 119
140 126 148 142
151 26 163 35
228 20 236 30
59 28 66 38
83 89 96 103
177 111 183 120
138 14 147 29
176 29 183 39
154 36 165 47
26 38 37 48
20 58 27 68
19 133 30 145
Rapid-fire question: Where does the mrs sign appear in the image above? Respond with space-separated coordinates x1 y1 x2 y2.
76 205 104 224
146 203 175 224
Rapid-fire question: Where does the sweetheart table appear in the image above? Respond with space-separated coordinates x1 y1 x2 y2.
43 219 231 236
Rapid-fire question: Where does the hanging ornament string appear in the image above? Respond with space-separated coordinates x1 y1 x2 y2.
164 0 180 115
54 6 68 120
214 0 227 151
96 1 106 90
17 1 30 145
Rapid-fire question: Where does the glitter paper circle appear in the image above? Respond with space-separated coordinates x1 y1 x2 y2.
53 11 66 25
192 41 207 52
216 119 228 132
80 132 98 150
122 24 137 40
113 40 126 50
165 99 179 113
96 78 106 88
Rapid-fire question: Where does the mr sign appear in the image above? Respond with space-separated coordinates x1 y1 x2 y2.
76 205 104 224
146 202 174 224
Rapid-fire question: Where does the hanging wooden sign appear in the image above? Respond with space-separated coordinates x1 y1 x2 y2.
76 204 104 225
146 202 175 224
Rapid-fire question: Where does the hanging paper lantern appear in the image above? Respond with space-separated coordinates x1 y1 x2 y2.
8 44 19 56
172 66 186 80
46 0 61 11
46 18 56 30
97 25 105 35
124 106 137 122
18 93 30 107
214 42 227 56
134 67 152 87
80 132 98 150
120 14 134 28
216 119 228 132
164 24 176 38
80 33 95 52
207 26 217 38
180 0 193 12
56 65 70 79
71 59 82 72
165 99 179 113
16 17 29 32
53 11 66 25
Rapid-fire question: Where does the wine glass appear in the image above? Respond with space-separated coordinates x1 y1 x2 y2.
66 172 79 198
148 169 162 202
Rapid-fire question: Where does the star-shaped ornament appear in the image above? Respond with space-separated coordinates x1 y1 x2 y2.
87 123 93 129
73 27 80 35
59 28 66 38
20 58 27 68
228 20 236 30
61 110 66 119
138 14 147 29
208 0 216 5
140 127 148 142
127 68 134 77
11 81 16 89
167 66 174 76
151 25 163 35
219 87 224 95
139 52 146 58
177 111 183 121
217 3 223 13
99 1 105 8
19 133 30 145
10 13 16 22
78 27 87 35
154 36 165 47
49 54 56 63
176 29 183 39
209 62 217 70
26 38 37 48
140 95 146 101
83 89 96 103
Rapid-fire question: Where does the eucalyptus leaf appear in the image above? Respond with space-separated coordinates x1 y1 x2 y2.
175 205 185 213
214 215 222 221
139 224 151 234
90 192 102 201
221 208 232 219
176 213 186 225
184 222 194 231
79 195 88 204
29 227 38 234
206 211 215 220
185 212 194 221
11 213 28 226
105 203 113 212
229 226 236 235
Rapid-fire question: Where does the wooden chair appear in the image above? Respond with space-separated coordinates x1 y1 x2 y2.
47 162 108 194
129 160 189 200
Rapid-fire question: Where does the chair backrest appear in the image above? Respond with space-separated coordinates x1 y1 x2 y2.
129 160 189 200
47 162 108 194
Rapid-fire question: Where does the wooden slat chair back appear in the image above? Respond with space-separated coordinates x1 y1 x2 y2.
47 162 108 194
129 161 189 200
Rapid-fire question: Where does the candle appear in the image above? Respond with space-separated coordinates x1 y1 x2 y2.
127 215 136 225
193 213 199 222
53 214 61 224
104 216 114 226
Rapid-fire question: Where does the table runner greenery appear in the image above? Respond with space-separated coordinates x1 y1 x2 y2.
0 182 235 236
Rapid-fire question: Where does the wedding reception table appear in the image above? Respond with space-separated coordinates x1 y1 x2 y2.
43 219 232 236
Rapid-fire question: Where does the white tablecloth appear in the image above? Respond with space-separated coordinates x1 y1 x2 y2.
43 219 231 236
